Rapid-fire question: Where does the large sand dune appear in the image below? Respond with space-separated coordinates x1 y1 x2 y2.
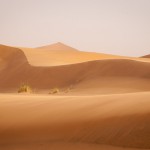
20 42 123 66
0 44 150 150
0 44 150 93
20 42 150 66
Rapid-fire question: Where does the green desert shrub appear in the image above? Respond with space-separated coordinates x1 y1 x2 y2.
49 88 59 94
18 83 32 93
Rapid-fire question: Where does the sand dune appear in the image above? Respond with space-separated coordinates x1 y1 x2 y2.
37 42 79 51
20 42 150 66
0 44 150 150
141 54 150 58
0 45 27 71
20 42 125 66
0 92 150 149
0 44 150 93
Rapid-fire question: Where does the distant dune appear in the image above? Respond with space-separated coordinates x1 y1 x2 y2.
20 42 125 66
0 43 150 150
141 54 150 58
37 42 79 51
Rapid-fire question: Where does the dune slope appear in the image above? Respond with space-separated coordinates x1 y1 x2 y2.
20 42 124 66
0 45 150 93
0 92 150 149
141 54 150 58
21 43 150 66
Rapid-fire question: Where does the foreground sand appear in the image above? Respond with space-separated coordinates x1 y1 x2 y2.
1 143 148 150
1 92 150 150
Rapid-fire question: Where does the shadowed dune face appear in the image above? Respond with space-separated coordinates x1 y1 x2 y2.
0 45 27 71
0 45 150 93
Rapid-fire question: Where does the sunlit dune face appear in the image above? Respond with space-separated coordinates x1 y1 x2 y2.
20 44 120 66
20 43 150 67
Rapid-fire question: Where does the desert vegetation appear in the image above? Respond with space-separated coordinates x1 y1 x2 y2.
49 88 60 94
18 83 32 93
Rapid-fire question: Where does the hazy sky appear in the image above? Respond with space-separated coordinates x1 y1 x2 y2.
0 0 150 56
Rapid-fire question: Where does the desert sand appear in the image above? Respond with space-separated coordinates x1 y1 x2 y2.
0 43 150 150
141 54 150 58
20 42 150 66
20 42 123 66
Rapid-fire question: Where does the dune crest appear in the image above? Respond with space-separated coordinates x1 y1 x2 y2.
37 42 79 51
20 42 125 66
